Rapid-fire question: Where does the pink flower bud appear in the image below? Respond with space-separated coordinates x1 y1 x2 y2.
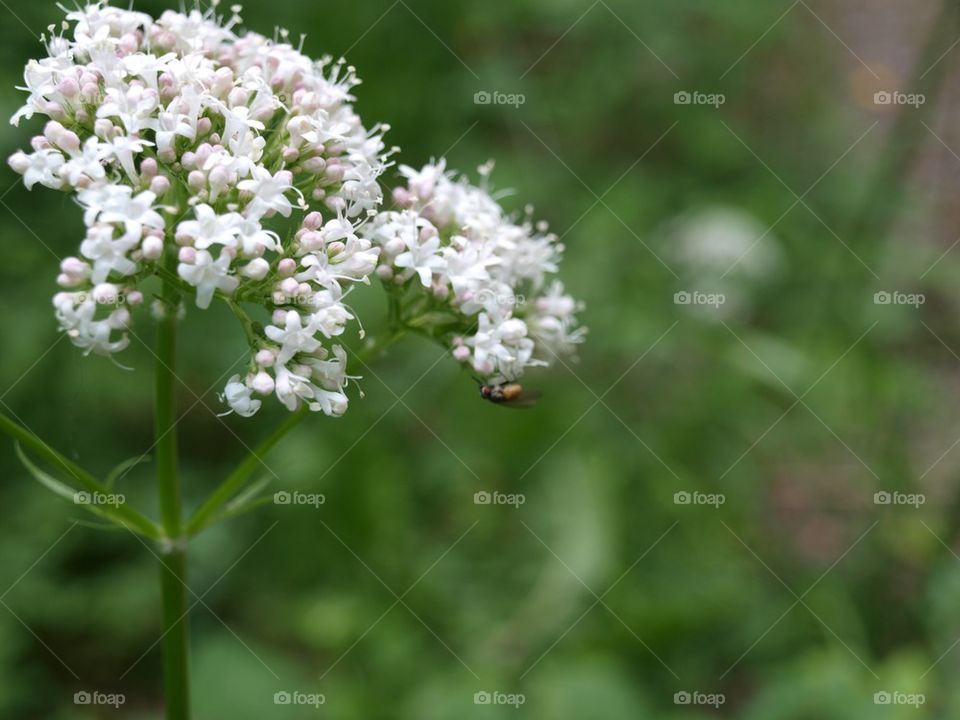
251 371 275 395
57 131 80 154
303 211 323 230
178 247 197 264
228 87 248 106
255 349 275 367
277 258 296 277
324 163 345 183
44 121 65 143
150 175 171 196
300 231 324 252
81 83 100 103
93 283 119 304
303 157 326 174
57 77 80 98
142 236 164 260
140 158 158 178
126 291 144 306
242 258 270 280
119 33 139 54
188 171 206 190
325 196 346 213
280 277 300 296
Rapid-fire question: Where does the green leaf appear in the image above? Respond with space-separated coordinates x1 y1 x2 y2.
16 443 143 530
105 454 151 489
190 477 274 536
225 476 273 512
15 442 78 503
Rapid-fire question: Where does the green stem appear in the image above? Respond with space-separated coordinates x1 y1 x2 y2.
184 406 307 536
155 259 191 720
184 327 407 537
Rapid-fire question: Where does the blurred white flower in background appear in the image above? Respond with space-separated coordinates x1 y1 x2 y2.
664 205 783 320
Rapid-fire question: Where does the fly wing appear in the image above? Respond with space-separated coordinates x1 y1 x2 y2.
498 389 542 409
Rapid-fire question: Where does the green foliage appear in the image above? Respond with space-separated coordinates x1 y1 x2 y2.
0 0 957 717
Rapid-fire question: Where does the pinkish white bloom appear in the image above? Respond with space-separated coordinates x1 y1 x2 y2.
8 1 389 418
363 162 585 382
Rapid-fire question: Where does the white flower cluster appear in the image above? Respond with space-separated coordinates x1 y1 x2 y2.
8 2 389 417
364 161 584 382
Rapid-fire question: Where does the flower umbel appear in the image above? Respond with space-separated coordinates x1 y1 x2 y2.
9 1 391 417
364 160 586 384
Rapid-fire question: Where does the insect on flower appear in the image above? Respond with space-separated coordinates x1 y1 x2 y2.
479 382 541 409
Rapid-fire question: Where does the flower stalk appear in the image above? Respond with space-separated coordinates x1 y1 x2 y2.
154 260 190 720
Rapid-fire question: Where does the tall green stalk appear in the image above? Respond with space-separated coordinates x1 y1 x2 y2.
155 259 190 720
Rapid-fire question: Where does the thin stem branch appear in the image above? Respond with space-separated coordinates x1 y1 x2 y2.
184 327 407 537
0 412 163 539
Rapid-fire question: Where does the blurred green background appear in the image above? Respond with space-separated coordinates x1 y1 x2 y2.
2 0 960 717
